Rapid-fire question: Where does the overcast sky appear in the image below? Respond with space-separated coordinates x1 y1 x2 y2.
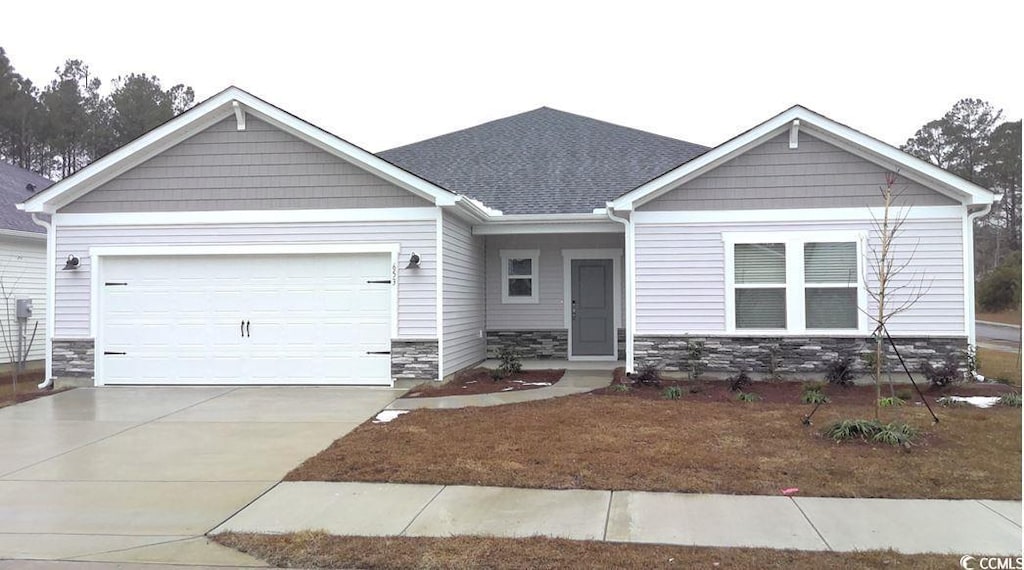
3 0 1020 152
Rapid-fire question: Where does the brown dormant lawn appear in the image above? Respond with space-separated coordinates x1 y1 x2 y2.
287 390 1021 500
215 532 956 570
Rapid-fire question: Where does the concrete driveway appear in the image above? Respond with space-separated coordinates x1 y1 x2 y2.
0 385 402 566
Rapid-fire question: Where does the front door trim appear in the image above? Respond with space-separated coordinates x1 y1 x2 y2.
561 248 622 361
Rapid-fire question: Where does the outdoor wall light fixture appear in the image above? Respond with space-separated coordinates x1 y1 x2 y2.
62 254 80 270
405 252 421 269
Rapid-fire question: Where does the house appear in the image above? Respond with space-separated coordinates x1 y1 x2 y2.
0 161 50 370
18 87 996 387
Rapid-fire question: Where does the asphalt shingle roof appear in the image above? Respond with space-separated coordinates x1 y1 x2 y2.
0 161 51 233
378 107 708 214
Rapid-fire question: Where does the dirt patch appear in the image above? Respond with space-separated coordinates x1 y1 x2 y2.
215 532 955 570
0 373 70 409
403 368 565 398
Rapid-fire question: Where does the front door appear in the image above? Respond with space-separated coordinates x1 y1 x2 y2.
570 259 614 357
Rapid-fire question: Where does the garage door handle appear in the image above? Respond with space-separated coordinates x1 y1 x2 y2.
366 351 391 355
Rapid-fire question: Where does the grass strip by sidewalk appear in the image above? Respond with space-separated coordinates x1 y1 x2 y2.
215 532 957 570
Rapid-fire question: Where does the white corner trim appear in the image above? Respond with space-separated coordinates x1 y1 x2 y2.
499 249 540 304
232 101 246 131
54 207 440 227
789 119 800 149
633 206 963 225
435 209 445 378
561 248 624 360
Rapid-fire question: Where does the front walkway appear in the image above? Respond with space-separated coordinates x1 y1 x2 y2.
389 368 612 410
217 481 1023 555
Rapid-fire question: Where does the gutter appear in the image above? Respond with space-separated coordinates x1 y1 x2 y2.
604 204 634 372
29 214 53 389
965 201 995 348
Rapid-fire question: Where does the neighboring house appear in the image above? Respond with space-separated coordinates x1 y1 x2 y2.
0 161 50 367
18 87 996 387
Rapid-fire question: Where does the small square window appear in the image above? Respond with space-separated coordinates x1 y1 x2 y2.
500 249 539 304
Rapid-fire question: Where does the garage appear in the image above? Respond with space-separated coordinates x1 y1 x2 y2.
97 252 394 386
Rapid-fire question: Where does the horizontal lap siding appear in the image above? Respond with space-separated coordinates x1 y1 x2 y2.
485 233 624 330
642 133 959 210
54 220 437 338
0 239 46 362
634 218 964 335
441 213 486 375
61 118 431 213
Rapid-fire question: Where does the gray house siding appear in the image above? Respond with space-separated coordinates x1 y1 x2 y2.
60 117 432 213
633 217 965 336
441 212 486 376
53 219 438 339
640 132 959 211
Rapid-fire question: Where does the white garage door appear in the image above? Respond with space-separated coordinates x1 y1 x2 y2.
99 253 393 385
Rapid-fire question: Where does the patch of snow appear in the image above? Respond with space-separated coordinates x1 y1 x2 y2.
518 382 552 386
373 410 409 423
465 380 478 384
501 387 516 391
974 373 986 382
944 396 1002 408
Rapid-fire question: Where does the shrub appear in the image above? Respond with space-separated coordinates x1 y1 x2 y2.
496 347 522 379
727 370 752 392
878 396 905 408
977 251 1022 312
686 339 706 380
609 383 630 393
490 368 505 381
763 344 784 382
736 391 760 403
801 384 830 405
823 418 882 441
631 362 662 387
872 423 917 446
964 344 979 381
920 356 963 387
825 357 858 387
663 386 683 400
998 393 1022 408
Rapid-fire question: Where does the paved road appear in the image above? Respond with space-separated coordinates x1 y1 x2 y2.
0 385 402 566
977 320 1021 352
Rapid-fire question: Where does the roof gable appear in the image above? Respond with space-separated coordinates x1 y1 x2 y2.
379 107 708 214
19 87 459 214
613 105 996 211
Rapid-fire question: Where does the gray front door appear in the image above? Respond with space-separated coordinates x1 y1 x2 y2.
570 259 614 356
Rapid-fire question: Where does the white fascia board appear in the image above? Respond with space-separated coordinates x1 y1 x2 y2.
632 205 963 225
21 86 459 214
473 213 624 235
0 228 46 241
53 207 440 227
613 105 996 211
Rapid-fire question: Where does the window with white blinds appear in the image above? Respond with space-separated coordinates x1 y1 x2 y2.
804 242 858 329
734 243 786 329
726 233 864 333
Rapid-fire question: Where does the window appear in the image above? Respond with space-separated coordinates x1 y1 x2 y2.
500 249 539 304
725 232 864 332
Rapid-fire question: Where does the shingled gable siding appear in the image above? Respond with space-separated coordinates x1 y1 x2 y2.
60 117 432 213
633 217 965 336
441 211 486 376
640 132 959 211
52 220 439 340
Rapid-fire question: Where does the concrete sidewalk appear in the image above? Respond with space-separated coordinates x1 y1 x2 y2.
217 481 1023 555
388 369 612 410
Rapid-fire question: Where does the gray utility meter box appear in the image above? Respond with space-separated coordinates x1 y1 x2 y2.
16 298 32 320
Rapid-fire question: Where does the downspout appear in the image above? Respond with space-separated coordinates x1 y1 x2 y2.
965 201 995 348
29 214 53 390
605 204 634 372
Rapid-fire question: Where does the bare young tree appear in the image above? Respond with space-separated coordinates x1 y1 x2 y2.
0 257 39 395
863 172 930 419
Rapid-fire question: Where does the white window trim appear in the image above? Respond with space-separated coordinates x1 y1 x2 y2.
500 249 540 304
723 230 868 335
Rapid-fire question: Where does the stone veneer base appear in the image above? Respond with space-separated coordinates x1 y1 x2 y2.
52 338 95 380
391 339 440 381
632 335 969 376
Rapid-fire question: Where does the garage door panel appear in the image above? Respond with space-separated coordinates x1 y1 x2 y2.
100 253 395 386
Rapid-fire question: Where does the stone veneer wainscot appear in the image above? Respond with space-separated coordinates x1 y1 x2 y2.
391 339 439 381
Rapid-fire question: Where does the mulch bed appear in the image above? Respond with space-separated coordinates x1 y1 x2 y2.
597 367 1019 405
0 372 71 409
402 368 565 398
